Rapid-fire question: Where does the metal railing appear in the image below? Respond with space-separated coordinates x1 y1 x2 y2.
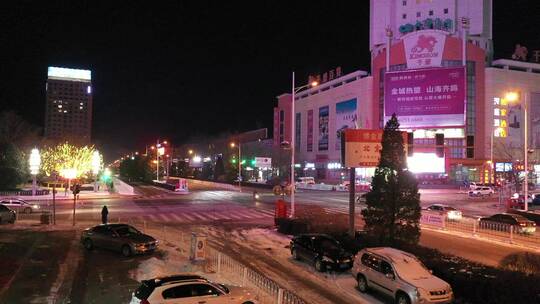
424 217 540 248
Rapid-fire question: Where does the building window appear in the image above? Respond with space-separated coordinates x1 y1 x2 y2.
429 10 433 16
402 0 407 5
402 13 407 19
494 108 500 116
444 8 448 14
416 12 421 17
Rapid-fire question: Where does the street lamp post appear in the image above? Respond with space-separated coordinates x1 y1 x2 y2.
231 142 241 191
506 91 529 211
155 140 167 181
92 151 101 192
29 148 40 196
290 72 318 217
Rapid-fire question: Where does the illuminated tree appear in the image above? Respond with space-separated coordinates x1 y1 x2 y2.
41 143 101 178
362 114 421 245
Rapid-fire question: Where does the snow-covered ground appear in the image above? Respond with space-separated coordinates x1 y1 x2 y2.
202 227 388 304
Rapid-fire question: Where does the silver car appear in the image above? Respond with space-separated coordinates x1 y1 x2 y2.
0 198 41 214
353 247 453 304
81 224 158 257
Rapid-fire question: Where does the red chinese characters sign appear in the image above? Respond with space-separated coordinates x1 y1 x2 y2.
343 129 408 167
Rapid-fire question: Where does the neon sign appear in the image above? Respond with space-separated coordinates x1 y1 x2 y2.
399 18 453 35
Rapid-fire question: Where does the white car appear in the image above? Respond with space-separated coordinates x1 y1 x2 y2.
353 247 453 304
0 199 40 214
130 274 259 304
468 187 494 197
425 204 462 220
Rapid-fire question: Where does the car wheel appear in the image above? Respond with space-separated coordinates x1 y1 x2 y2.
314 258 324 272
292 249 300 260
396 292 411 304
84 239 94 250
357 274 368 293
121 245 132 257
242 302 255 304
24 208 32 214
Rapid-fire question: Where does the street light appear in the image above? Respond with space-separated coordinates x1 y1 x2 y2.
230 142 241 191
290 72 318 217
506 91 529 211
155 140 167 181
92 150 101 192
29 148 40 196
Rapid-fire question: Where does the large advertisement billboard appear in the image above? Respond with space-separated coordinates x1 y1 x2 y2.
384 67 465 128
335 98 357 150
318 106 329 151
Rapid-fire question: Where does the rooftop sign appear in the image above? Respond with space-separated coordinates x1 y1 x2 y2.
47 67 91 81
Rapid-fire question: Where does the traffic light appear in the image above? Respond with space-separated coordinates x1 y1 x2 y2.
240 160 246 165
231 158 237 164
250 159 256 166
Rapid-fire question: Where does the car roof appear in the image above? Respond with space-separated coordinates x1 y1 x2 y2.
92 223 131 229
364 247 417 262
144 274 209 287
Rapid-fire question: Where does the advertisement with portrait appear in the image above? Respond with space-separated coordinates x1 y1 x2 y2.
384 67 466 128
307 110 313 152
335 98 358 150
318 106 329 151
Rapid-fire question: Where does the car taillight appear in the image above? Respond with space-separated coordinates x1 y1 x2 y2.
520 223 526 226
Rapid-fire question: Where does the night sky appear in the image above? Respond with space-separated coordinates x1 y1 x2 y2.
0 1 538 160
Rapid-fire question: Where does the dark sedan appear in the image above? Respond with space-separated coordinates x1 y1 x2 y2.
81 224 158 257
479 213 536 234
290 233 354 272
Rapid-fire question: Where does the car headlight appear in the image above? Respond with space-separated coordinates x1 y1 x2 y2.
321 256 334 263
32 204 40 209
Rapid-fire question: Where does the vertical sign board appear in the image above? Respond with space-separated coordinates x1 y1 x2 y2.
335 98 358 150
343 129 408 167
318 106 329 151
307 110 313 152
384 67 466 128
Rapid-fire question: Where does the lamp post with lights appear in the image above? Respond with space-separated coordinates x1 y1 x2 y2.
230 142 241 191
29 148 40 196
505 91 530 211
290 72 318 217
92 150 101 192
155 140 167 181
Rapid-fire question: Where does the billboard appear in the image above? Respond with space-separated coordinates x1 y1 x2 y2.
47 66 91 81
342 129 408 167
318 106 329 151
384 67 466 128
407 153 445 173
307 110 313 152
335 99 357 150
255 157 272 168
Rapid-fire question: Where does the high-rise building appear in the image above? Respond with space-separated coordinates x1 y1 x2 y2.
44 67 93 145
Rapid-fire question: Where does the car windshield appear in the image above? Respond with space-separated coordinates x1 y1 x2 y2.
443 206 457 211
318 238 340 251
218 284 230 294
113 225 141 236
392 255 431 281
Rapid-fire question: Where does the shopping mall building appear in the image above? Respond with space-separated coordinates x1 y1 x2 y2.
273 0 540 185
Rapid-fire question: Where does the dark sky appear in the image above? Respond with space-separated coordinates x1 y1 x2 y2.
0 1 538 160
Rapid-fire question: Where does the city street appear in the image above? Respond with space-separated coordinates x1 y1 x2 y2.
1 180 535 303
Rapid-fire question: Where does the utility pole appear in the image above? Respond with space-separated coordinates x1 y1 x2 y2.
349 167 356 237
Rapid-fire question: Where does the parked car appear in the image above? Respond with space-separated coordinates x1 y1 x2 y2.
532 193 540 205
290 233 354 272
130 274 259 304
353 247 453 304
81 224 158 257
0 198 41 214
479 213 536 234
296 177 315 185
468 186 494 197
425 204 462 220
0 205 16 224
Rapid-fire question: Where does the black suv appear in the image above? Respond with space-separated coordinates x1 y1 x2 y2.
290 233 354 272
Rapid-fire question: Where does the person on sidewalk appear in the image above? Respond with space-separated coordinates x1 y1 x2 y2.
101 205 109 224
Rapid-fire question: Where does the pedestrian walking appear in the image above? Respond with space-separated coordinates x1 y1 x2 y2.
101 205 109 224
